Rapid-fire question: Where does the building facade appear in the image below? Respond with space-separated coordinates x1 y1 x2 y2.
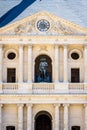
0 11 87 130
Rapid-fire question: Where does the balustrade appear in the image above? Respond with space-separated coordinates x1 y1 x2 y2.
2 83 18 93
1 82 87 94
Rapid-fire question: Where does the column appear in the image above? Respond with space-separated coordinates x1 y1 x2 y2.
26 104 32 130
63 104 69 130
28 45 32 82
55 45 59 82
18 45 23 82
64 45 68 82
18 104 24 130
54 104 60 130
84 104 87 130
0 104 3 130
0 45 3 82
84 45 87 82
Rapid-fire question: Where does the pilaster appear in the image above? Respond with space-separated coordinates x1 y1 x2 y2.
0 104 3 130
17 104 24 130
26 104 32 130
55 45 59 82
27 45 32 82
84 45 87 82
18 45 24 82
63 104 69 130
54 104 60 130
63 45 68 82
84 104 87 130
0 45 3 82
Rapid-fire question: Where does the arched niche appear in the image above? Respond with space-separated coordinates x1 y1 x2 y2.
35 54 52 82
35 111 52 130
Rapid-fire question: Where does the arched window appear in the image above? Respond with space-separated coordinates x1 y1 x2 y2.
35 55 52 82
6 126 15 130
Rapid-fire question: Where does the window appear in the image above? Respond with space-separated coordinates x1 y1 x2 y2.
72 126 80 130
7 52 16 60
7 68 16 82
71 52 79 60
71 68 80 83
6 126 15 130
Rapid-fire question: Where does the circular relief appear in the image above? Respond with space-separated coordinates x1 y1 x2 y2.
7 52 16 60
37 19 50 32
71 52 79 60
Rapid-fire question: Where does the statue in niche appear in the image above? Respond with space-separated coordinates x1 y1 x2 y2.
39 58 48 79
36 57 51 82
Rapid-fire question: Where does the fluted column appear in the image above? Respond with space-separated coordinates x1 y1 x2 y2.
63 104 69 130
64 45 68 82
55 45 59 82
18 45 24 82
0 45 3 82
18 104 24 130
28 45 32 82
0 104 3 130
27 104 32 130
84 104 87 130
54 104 60 130
84 45 87 82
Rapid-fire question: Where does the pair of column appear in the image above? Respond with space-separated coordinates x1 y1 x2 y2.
55 45 68 82
18 45 32 82
18 104 32 130
54 104 69 130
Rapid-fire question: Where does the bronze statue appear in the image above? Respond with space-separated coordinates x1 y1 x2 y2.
39 58 48 80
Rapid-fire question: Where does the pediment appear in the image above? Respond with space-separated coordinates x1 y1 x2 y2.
0 11 87 35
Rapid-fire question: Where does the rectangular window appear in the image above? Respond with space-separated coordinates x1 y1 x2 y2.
71 68 80 83
7 68 16 83
6 126 15 130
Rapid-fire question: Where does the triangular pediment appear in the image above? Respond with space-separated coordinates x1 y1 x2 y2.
0 11 87 35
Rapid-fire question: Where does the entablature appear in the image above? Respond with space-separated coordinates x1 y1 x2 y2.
0 35 87 45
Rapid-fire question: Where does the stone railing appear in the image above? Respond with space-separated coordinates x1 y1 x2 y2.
0 82 87 94
69 83 85 93
32 83 55 94
2 83 18 93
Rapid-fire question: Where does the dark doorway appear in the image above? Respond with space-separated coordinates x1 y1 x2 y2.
6 126 15 130
35 55 52 82
72 126 80 130
71 68 80 83
7 68 16 82
35 111 52 130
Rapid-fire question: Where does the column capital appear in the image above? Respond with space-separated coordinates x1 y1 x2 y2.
19 44 24 48
0 44 3 48
28 44 33 48
84 44 87 48
54 104 60 107
55 44 59 48
26 103 33 107
63 103 69 107
63 44 68 47
0 104 3 107
84 104 87 107
17 104 24 107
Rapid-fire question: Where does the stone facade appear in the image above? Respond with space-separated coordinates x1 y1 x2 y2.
0 11 87 130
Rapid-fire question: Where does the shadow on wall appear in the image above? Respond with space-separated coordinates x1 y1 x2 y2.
0 0 36 27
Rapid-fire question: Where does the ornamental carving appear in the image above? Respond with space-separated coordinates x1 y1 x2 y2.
0 11 87 35
14 19 36 35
